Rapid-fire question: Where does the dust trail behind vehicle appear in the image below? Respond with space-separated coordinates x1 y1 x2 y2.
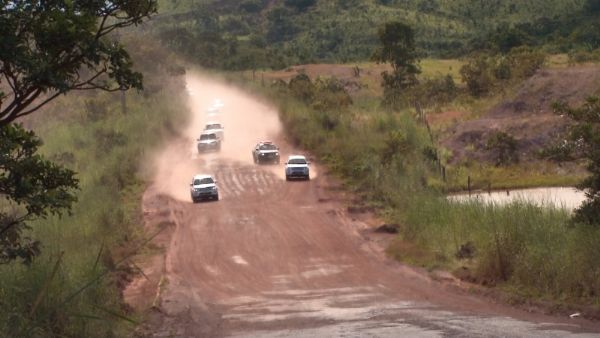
150 72 285 202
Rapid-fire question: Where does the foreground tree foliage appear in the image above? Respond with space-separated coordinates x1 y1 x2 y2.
0 0 157 125
372 21 421 107
0 124 78 264
0 0 156 264
554 97 600 225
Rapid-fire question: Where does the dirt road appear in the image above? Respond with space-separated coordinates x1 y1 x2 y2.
128 73 600 337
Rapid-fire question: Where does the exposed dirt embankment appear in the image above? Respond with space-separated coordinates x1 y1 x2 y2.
443 66 600 163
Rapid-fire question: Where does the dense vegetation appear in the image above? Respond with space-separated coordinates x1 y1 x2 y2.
0 37 187 336
153 0 600 70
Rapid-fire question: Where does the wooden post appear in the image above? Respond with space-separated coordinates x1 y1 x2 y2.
488 182 492 195
442 166 446 182
468 176 472 196
414 101 421 121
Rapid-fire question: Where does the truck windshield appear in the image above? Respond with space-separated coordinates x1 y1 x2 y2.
288 158 307 165
194 178 214 185
259 144 277 150
200 134 216 140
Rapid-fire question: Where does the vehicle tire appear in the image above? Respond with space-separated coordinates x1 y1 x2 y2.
306 175 310 181
285 175 290 181
214 194 219 201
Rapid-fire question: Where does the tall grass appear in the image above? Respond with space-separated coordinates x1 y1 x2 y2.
233 74 600 307
0 48 187 336
401 197 600 301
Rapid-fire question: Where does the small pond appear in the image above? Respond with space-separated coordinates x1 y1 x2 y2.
448 187 587 211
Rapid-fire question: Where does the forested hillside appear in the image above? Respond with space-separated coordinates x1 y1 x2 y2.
152 0 599 69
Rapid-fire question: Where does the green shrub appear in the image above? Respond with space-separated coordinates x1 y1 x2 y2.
568 49 600 64
413 74 458 107
486 131 519 166
460 55 496 97
461 48 546 97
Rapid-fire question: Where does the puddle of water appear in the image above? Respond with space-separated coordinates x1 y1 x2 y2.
449 187 587 211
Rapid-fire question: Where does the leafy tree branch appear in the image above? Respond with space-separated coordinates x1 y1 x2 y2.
0 0 157 126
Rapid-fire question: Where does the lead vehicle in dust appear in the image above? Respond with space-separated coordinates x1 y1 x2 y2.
204 122 224 140
252 141 280 164
284 155 310 181
196 131 221 153
190 174 219 202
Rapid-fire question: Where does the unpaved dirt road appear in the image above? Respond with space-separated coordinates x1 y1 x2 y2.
130 73 600 337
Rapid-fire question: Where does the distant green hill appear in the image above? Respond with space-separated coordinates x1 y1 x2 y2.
151 0 599 69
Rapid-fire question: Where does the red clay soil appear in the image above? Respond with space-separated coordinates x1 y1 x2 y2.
442 66 600 163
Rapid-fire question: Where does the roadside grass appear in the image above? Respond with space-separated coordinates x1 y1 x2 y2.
546 54 570 68
230 72 600 311
419 58 464 83
398 196 600 306
0 48 187 336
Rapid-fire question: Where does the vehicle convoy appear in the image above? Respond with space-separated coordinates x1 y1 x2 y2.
204 122 224 139
206 107 220 117
252 141 281 164
285 155 310 181
197 131 221 153
190 174 219 202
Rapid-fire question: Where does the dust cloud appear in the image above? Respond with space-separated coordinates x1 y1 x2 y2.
151 71 285 202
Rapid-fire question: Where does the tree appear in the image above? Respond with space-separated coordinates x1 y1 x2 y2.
0 0 156 263
0 0 157 126
266 6 299 43
372 22 421 107
553 97 600 225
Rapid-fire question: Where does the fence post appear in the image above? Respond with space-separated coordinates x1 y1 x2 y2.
468 176 472 196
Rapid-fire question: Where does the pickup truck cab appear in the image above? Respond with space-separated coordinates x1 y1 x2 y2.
197 131 221 153
204 122 224 140
190 174 219 202
285 155 310 181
